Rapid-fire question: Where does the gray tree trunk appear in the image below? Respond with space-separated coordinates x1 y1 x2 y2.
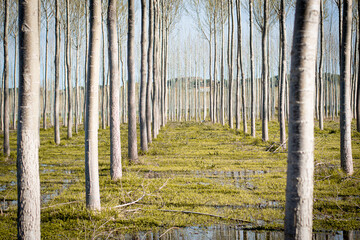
128 0 139 162
140 0 148 152
228 0 234 129
357 0 360 132
102 20 107 130
318 0 324 130
3 0 10 156
146 0 154 144
220 1 225 126
249 0 255 137
236 0 246 133
12 34 17 131
54 0 60 145
284 0 320 238
85 0 102 210
17 0 41 237
261 0 269 142
66 0 72 138
43 11 49 130
279 0 287 148
108 0 122 180
340 0 354 175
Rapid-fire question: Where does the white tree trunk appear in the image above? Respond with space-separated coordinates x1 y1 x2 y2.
128 0 139 161
3 0 10 156
17 0 41 237
140 0 148 152
340 0 354 175
108 0 122 180
85 0 102 210
54 0 61 144
284 0 320 238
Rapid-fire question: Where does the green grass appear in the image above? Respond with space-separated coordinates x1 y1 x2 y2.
0 119 359 238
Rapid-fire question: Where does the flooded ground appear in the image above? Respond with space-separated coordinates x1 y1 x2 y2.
0 121 359 238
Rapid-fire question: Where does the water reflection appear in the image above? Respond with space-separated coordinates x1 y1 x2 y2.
119 225 359 240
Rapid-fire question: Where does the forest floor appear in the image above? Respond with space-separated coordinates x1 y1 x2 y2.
0 120 359 239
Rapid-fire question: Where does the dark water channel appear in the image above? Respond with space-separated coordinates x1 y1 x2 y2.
120 225 359 240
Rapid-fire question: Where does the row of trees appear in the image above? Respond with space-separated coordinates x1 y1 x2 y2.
1 0 358 238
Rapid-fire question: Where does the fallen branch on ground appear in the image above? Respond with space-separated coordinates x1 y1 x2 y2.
112 179 169 209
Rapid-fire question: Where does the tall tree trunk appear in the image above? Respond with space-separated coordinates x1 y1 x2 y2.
228 0 234 129
13 34 17 130
208 29 212 122
17 0 41 237
84 0 89 129
236 0 246 133
43 14 49 130
262 0 269 142
279 0 287 148
3 0 10 156
213 10 218 123
340 0 354 175
357 0 360 132
54 0 61 145
249 0 255 137
140 0 148 152
146 0 154 144
108 0 122 180
318 0 324 130
128 0 139 162
220 1 225 126
85 0 102 210
66 0 72 138
284 0 319 238
102 20 107 130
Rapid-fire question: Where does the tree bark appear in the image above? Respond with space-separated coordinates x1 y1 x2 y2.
12 34 18 131
340 0 354 175
3 0 10 156
146 0 154 143
279 0 287 148
17 0 41 237
108 0 122 180
140 0 148 152
262 0 269 142
43 9 49 130
128 0 139 162
66 0 73 138
228 0 234 129
357 0 360 132
54 0 61 145
318 0 324 130
85 0 102 210
284 0 320 238
249 0 255 137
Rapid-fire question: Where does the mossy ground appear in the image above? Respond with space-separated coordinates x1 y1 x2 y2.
0 120 359 239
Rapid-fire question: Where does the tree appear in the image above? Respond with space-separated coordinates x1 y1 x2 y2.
54 0 60 145
108 0 122 180
235 0 247 133
279 0 287 148
85 0 102 210
128 0 139 162
284 0 320 238
17 0 41 237
3 0 10 157
249 0 256 137
318 0 324 130
140 0 148 152
66 0 73 138
358 0 360 132
146 0 154 144
262 0 269 142
340 0 354 175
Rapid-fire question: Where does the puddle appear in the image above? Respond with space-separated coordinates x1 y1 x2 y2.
213 200 282 210
114 225 360 240
141 170 265 189
41 178 76 205
0 185 6 192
